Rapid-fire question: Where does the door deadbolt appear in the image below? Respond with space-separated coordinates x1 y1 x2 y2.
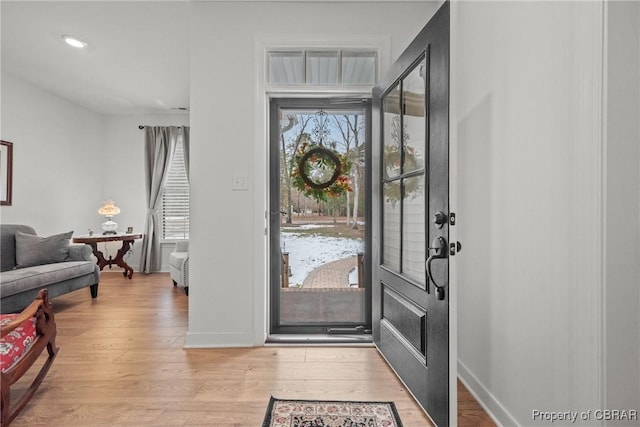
432 211 447 229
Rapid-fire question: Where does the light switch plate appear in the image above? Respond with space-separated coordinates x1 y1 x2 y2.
232 173 249 191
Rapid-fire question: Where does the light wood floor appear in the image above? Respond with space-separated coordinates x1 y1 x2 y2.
9 272 494 426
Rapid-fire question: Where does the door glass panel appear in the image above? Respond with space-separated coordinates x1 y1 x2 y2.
402 59 426 173
382 84 401 179
402 176 426 284
276 106 367 327
382 182 400 271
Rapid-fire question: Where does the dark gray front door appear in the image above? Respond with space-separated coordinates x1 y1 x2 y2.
372 3 450 425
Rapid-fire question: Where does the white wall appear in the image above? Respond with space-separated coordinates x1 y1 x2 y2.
0 72 103 236
455 1 611 425
605 0 640 421
187 1 441 346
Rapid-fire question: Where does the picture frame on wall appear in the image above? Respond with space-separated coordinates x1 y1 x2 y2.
1 140 13 206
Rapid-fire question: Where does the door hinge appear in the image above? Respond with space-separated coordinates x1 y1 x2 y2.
449 212 456 226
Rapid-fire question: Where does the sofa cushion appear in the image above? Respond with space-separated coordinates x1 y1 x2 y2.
15 231 73 269
0 314 37 372
1 225 37 272
0 261 95 298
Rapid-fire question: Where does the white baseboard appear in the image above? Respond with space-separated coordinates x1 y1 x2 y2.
184 332 255 348
458 360 518 427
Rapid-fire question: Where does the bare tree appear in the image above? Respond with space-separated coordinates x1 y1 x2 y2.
333 114 365 229
281 115 312 224
348 115 361 229
333 115 352 226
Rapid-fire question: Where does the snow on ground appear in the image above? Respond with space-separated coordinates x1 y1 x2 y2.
281 231 364 286
283 224 335 230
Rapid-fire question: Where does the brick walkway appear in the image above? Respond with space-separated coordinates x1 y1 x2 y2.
303 256 358 288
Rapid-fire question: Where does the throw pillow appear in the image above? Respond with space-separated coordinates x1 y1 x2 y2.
15 231 74 268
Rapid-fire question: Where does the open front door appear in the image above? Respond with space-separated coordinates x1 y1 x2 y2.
372 3 450 425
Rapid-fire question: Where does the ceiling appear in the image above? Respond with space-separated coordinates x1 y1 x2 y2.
1 1 190 115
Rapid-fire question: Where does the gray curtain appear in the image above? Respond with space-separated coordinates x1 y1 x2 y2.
139 126 181 273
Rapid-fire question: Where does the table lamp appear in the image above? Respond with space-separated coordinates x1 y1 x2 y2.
98 200 120 235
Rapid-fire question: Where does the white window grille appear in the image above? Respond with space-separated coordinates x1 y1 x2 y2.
162 135 189 240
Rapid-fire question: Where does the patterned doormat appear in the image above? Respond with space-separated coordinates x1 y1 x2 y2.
262 396 404 427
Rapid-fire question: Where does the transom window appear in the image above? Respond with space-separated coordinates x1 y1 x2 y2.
268 49 377 86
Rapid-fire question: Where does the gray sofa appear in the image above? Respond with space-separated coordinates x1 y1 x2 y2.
1 224 99 314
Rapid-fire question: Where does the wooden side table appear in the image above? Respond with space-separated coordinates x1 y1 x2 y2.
72 233 143 279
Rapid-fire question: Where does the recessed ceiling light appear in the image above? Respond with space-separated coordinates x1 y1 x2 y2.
61 35 88 49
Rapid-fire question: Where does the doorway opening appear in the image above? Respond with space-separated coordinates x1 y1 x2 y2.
268 98 372 342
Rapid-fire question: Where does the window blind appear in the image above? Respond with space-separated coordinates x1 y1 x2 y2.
162 136 189 239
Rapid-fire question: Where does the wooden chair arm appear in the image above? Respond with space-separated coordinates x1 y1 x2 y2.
1 290 48 338
0 288 58 426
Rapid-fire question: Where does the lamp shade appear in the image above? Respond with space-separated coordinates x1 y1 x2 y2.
98 200 120 217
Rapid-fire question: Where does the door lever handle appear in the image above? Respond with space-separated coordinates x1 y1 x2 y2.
426 236 447 300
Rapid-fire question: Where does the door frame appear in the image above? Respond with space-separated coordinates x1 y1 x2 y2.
267 97 373 339
253 36 391 346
